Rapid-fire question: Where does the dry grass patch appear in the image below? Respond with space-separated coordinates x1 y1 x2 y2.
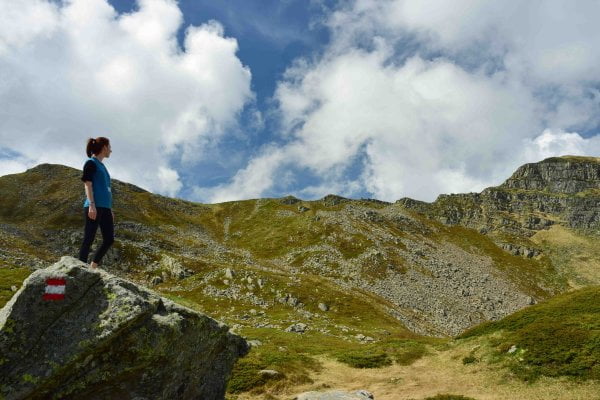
230 338 600 400
530 225 600 287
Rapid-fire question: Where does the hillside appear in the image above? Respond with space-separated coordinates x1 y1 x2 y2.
1 154 599 399
1 156 599 334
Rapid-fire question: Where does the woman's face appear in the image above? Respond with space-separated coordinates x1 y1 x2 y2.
103 143 112 158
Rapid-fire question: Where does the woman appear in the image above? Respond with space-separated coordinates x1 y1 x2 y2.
78 137 115 269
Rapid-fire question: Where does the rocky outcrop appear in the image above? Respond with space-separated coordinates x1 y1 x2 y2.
321 194 351 207
0 256 249 400
397 156 600 237
500 156 600 193
280 195 302 205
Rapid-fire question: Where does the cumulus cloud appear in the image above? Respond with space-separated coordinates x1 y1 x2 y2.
192 142 293 202
0 159 28 177
205 0 600 203
0 0 252 197
521 129 600 162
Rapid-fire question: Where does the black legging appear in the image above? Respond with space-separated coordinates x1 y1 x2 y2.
78 206 114 265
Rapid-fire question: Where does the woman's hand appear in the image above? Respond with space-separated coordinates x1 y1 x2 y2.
88 205 97 220
112 210 115 222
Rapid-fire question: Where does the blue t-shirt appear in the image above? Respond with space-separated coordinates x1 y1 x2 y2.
81 157 112 209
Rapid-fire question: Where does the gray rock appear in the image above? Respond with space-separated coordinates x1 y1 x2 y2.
294 389 374 400
354 334 374 343
321 194 350 207
318 302 329 311
280 195 301 205
285 323 308 333
225 268 235 279
158 254 192 280
258 369 281 378
0 256 249 400
288 296 300 307
150 275 163 286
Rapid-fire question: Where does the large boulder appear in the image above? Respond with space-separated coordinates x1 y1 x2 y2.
0 256 249 400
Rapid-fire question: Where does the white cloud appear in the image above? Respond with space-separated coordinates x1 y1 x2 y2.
0 157 31 177
157 165 182 197
0 0 59 54
192 143 292 203
207 0 600 203
0 0 252 197
521 129 600 163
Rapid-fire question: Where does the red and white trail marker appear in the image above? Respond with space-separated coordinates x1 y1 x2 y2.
43 278 66 301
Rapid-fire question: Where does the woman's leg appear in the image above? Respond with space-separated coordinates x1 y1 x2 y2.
78 206 99 263
91 207 114 266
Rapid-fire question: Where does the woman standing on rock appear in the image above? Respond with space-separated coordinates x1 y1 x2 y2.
78 137 114 269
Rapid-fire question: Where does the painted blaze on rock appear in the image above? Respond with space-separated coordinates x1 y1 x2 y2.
0 256 249 400
43 278 66 301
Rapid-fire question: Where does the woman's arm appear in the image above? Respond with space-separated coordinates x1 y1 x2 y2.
83 181 97 220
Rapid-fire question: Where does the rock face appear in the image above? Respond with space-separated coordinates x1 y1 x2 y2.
500 156 600 193
0 256 249 400
397 156 600 236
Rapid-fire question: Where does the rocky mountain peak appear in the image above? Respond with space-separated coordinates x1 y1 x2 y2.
499 155 600 194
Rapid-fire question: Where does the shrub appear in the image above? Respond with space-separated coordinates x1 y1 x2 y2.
226 359 267 393
462 355 477 364
394 341 429 365
336 350 392 368
424 394 477 400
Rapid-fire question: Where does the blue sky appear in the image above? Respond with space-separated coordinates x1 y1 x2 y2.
108 0 342 201
109 0 332 107
1 0 599 204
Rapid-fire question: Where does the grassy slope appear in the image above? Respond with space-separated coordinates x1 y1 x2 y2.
457 285 600 383
529 225 600 289
1 159 599 399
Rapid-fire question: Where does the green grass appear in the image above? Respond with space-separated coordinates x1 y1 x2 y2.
160 273 439 395
335 349 392 368
226 358 271 393
457 285 600 382
0 266 31 308
546 155 600 164
222 332 437 394
462 355 477 365
212 198 374 260
226 342 319 394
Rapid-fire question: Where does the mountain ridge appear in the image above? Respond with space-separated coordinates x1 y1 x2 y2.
2 154 600 398
0 154 598 337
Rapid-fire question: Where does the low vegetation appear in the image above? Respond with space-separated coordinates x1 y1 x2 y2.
0 266 30 307
458 285 600 383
